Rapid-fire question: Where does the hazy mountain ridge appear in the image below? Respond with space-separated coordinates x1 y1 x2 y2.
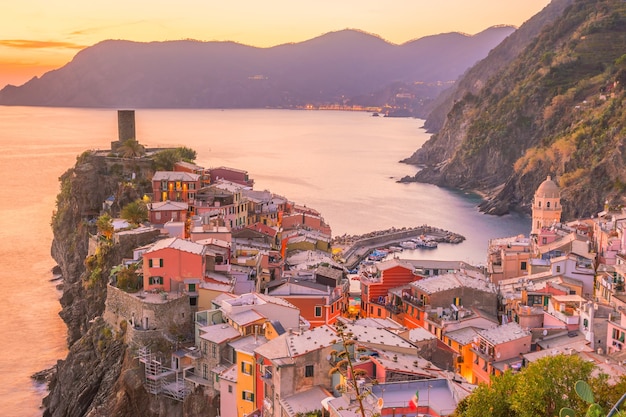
402 0 626 220
0 27 515 108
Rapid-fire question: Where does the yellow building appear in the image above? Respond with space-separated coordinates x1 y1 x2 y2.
229 335 268 417
531 175 562 235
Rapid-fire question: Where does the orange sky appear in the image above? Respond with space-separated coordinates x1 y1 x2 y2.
1 1 551 89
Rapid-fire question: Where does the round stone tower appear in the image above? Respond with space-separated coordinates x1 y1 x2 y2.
531 175 562 235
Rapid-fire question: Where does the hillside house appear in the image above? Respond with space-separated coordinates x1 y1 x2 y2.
254 325 337 417
398 271 497 333
207 166 254 187
152 171 201 203
148 200 188 225
142 237 206 299
471 322 532 385
360 259 419 320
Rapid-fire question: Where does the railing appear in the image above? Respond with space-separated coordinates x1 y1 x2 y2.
402 294 423 308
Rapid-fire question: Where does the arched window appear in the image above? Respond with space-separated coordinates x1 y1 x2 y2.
538 201 542 208
547 202 551 208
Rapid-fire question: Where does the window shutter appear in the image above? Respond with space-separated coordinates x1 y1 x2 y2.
159 259 163 267
149 259 153 267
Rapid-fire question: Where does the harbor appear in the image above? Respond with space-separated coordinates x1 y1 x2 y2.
332 225 465 270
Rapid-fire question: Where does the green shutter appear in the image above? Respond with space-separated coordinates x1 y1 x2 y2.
159 259 163 267
149 259 153 267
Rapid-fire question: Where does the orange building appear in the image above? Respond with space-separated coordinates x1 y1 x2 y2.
152 171 201 203
360 259 419 319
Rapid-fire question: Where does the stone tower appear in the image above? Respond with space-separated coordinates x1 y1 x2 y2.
531 175 562 235
118 110 135 142
111 110 136 151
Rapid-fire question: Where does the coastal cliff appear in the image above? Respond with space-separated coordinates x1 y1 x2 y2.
402 0 626 220
44 152 209 417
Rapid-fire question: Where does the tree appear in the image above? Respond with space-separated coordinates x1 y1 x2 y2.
113 264 141 292
455 354 604 417
153 149 180 171
328 321 379 417
455 370 518 417
95 213 114 240
120 200 148 226
153 147 197 170
176 146 197 162
117 138 145 158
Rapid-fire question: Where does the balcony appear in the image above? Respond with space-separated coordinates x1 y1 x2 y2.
183 368 212 387
402 293 423 308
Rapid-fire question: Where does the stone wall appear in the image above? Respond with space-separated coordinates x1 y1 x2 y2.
104 285 194 345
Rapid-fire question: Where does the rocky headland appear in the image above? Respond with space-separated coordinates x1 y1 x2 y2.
43 152 209 417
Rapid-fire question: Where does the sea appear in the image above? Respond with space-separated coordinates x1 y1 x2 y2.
0 106 530 416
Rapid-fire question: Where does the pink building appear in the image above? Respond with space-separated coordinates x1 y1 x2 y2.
208 166 254 187
148 200 188 225
282 212 332 236
471 322 532 385
143 237 206 293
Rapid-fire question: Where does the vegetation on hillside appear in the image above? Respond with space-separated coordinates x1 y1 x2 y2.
454 354 626 417
407 0 626 220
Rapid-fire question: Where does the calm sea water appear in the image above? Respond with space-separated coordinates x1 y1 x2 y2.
0 106 529 416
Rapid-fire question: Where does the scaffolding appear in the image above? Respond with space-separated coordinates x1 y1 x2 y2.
136 346 191 401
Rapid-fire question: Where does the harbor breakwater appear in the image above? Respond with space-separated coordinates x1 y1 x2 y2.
333 225 465 269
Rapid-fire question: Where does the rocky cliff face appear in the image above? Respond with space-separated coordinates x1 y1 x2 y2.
44 152 211 417
402 0 626 220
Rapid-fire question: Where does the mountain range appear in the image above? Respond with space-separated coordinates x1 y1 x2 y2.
402 0 626 220
0 27 515 109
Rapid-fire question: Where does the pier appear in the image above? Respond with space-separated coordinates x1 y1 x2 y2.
333 226 465 270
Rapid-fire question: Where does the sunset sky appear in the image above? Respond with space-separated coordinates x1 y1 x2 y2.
1 0 551 89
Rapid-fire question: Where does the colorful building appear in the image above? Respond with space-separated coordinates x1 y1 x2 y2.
152 171 201 203
142 237 206 296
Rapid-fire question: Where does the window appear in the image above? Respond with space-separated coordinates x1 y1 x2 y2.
161 180 168 190
155 212 161 220
202 364 208 379
188 283 196 292
314 306 322 317
377 308 381 316
305 365 314 377
228 385 233 394
556 266 561 273
149 258 163 268
149 276 163 285
547 202 551 208
242 391 254 402
241 362 253 375
211 343 217 358
520 261 527 271
542 237 547 244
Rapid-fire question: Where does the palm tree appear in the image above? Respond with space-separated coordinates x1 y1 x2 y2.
120 200 148 226
117 138 145 159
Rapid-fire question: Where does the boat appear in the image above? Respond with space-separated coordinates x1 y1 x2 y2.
399 241 417 249
422 240 438 249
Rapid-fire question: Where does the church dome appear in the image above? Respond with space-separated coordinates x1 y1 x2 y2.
536 175 560 198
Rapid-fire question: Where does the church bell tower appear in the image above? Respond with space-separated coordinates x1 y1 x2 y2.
531 175 562 235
